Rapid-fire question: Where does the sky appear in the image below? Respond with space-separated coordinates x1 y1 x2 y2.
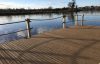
0 0 100 9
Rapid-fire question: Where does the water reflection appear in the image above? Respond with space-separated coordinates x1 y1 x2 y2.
17 29 26 38
68 13 75 22
67 13 76 27
0 12 100 43
6 16 12 23
37 27 52 34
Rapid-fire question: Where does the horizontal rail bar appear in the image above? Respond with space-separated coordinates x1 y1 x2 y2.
82 15 100 16
0 15 99 26
0 28 32 36
0 16 63 26
84 20 100 22
30 16 63 21
77 20 100 22
0 21 25 25
75 14 100 16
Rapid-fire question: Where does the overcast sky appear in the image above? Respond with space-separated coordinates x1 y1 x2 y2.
0 0 100 9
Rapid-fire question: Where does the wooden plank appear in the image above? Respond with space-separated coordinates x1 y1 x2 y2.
0 27 100 64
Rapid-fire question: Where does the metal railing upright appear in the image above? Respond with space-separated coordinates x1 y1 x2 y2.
0 16 63 39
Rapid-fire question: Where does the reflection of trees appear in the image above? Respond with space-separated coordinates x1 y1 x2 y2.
40 13 53 19
68 13 75 22
6 16 12 23
68 0 77 23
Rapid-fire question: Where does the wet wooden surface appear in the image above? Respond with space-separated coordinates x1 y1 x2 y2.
0 26 100 64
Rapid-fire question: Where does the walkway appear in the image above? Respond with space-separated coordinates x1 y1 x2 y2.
0 26 100 64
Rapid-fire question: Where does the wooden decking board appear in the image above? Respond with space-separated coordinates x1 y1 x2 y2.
0 26 100 64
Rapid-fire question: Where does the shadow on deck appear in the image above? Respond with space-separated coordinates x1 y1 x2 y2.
0 26 100 64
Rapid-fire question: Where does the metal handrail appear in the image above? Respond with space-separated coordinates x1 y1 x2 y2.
0 15 99 26
75 20 100 22
0 15 100 38
0 16 63 38
0 16 63 26
75 14 100 16
30 16 63 21
0 21 25 25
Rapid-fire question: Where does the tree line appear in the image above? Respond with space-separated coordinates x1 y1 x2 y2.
0 6 100 15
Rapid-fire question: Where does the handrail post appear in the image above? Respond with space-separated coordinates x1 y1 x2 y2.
26 18 31 38
81 14 84 26
62 15 66 29
75 15 78 26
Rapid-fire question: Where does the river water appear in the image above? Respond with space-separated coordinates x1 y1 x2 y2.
0 12 100 43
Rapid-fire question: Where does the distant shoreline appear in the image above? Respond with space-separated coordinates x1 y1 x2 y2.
0 6 100 16
0 8 77 16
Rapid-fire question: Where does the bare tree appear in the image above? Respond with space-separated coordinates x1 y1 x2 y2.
68 0 76 12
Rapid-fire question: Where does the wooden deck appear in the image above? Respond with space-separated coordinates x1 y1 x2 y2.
0 26 100 64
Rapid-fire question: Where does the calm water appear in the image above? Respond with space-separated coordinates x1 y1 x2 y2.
0 12 100 43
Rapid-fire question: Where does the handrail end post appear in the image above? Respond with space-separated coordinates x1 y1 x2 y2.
26 18 31 38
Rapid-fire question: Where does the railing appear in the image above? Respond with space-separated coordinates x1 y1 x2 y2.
0 16 63 39
74 14 100 26
0 14 99 39
74 14 84 26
